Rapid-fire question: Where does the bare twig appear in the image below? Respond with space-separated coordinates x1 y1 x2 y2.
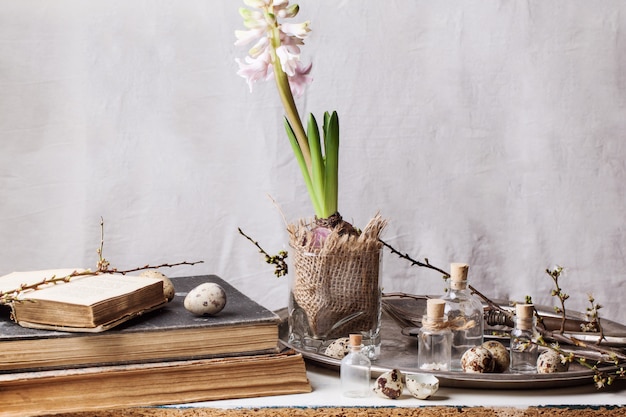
536 333 626 388
380 242 623 388
469 284 510 317
108 261 204 275
381 293 432 329
0 269 88 304
0 219 203 304
584 293 605 344
473 282 625 388
238 227 288 277
545 332 626 362
96 217 110 271
383 292 431 300
378 239 450 278
546 266 568 334
0 260 205 305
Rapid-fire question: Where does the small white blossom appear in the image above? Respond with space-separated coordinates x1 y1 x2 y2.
235 28 265 47
280 21 311 39
243 0 268 8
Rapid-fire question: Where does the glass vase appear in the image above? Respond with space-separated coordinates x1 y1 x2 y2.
287 246 383 359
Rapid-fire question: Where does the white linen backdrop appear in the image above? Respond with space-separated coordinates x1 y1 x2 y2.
1 1 625 325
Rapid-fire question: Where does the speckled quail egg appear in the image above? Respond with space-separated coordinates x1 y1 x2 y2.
461 346 495 373
537 349 570 374
405 373 439 400
184 282 227 316
373 369 404 399
324 337 350 359
481 340 510 373
139 270 175 302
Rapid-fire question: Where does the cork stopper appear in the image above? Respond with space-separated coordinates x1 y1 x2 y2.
515 304 534 330
426 298 446 319
450 263 469 282
450 263 469 290
349 333 363 347
516 303 534 318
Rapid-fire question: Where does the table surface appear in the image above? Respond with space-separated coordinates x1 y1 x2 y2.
164 362 626 410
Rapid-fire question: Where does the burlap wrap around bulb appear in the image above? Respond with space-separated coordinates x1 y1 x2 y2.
288 214 386 339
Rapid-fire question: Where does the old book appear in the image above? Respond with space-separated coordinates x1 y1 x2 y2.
0 350 311 417
0 274 281 372
1 269 167 331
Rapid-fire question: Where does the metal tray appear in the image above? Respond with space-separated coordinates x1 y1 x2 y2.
277 298 626 389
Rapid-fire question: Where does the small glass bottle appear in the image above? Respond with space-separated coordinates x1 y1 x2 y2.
510 303 538 373
417 298 452 371
442 263 484 371
340 334 371 397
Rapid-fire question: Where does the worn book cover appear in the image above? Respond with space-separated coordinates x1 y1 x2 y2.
0 350 311 417
0 275 281 372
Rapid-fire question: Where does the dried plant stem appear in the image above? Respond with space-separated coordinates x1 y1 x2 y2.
381 293 431 329
368 241 624 388
469 284 511 318
0 261 204 306
472 280 625 387
584 294 605 344
535 332 626 388
0 219 203 305
0 270 89 304
238 227 288 277
382 292 430 300
96 217 110 271
549 333 626 362
379 239 450 278
469 274 624 387
546 266 569 334
105 261 204 275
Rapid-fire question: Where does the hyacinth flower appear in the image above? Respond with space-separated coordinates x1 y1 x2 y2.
235 0 341 224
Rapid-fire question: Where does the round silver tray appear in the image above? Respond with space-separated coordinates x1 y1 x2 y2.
277 299 626 390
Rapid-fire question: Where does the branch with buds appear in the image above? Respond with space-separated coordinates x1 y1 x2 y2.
379 239 450 279
0 218 203 305
238 227 288 277
378 240 624 388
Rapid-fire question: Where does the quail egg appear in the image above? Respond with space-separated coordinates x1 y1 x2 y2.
184 282 227 316
139 270 175 302
461 346 495 373
405 373 439 400
324 337 350 359
537 349 570 373
373 369 404 399
481 340 510 373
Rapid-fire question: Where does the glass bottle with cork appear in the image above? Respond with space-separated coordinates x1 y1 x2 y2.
340 333 371 397
417 298 452 371
442 262 484 371
510 303 538 373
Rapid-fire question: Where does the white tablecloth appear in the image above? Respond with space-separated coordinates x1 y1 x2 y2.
167 363 626 410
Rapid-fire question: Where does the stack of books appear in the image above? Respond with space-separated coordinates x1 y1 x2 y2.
0 271 311 416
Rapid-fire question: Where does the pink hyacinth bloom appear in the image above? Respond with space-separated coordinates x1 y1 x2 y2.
236 53 273 92
234 28 265 47
235 0 311 97
288 61 313 97
276 45 300 76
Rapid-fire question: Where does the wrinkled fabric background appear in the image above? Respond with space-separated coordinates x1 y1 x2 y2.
1 1 625 325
